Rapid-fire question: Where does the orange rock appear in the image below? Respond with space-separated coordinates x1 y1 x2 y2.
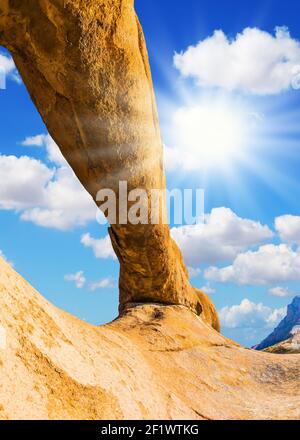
0 257 299 420
0 0 218 324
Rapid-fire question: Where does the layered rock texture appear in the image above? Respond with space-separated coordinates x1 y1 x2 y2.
0 0 216 323
255 297 300 354
0 258 299 420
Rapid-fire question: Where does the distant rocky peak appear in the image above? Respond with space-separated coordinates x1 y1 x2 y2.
288 296 300 314
255 296 300 351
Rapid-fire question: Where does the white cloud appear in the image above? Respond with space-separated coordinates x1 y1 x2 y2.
171 207 273 265
219 299 286 329
0 134 97 230
205 244 300 285
165 143 219 173
0 155 53 210
81 233 116 260
268 286 294 297
200 285 216 295
0 53 21 86
89 278 115 291
174 26 300 94
21 166 96 230
21 135 45 147
64 271 86 289
164 145 192 172
188 267 201 278
21 134 67 166
64 272 115 291
275 214 300 245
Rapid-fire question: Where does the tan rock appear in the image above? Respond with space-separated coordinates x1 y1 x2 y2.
0 258 299 420
0 0 217 325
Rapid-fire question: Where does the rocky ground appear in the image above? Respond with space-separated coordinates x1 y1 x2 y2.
0 257 299 420
264 332 300 354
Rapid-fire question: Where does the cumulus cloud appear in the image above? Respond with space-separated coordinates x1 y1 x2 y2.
81 233 116 260
21 135 45 147
89 278 115 291
64 271 115 291
205 244 300 285
275 214 300 245
164 145 192 172
174 26 300 94
0 53 21 87
21 134 67 166
268 286 294 297
200 285 216 295
0 135 97 230
21 167 96 230
0 155 53 210
219 299 286 329
171 207 273 266
64 271 86 288
188 267 201 279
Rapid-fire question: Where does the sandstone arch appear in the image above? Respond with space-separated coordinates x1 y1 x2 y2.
0 0 219 329
1 2 300 421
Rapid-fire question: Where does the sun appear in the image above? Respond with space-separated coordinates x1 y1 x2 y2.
172 101 247 168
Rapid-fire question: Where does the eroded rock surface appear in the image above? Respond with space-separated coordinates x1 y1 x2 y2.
0 0 218 325
0 258 299 420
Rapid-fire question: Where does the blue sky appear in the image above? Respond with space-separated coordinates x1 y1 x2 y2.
1 0 300 346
